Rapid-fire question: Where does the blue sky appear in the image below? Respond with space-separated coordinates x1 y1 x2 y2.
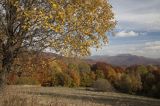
91 0 160 58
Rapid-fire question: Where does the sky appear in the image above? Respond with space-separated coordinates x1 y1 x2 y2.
91 0 160 59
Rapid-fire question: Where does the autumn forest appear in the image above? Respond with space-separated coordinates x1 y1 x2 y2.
0 0 160 106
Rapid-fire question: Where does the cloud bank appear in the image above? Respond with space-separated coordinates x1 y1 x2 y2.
91 40 160 58
145 41 160 50
110 0 160 31
115 31 139 37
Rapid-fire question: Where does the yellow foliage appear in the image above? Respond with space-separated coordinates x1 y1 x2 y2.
1 0 115 57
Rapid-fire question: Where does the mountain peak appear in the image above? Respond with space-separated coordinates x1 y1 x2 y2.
89 54 160 67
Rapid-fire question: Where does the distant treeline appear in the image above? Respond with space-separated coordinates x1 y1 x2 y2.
7 56 160 98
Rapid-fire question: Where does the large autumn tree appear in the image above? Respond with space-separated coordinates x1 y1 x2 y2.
0 0 115 86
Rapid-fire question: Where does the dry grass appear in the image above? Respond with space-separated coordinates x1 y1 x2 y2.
0 86 111 106
0 85 160 106
0 94 110 106
0 94 111 106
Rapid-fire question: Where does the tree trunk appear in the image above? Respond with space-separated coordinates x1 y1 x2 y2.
0 68 7 90
0 51 14 90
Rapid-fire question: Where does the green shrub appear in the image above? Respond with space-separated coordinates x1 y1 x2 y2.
116 73 142 94
80 71 94 87
78 62 91 72
136 65 148 76
116 74 132 93
52 72 72 87
95 70 105 80
93 79 115 92
142 72 160 98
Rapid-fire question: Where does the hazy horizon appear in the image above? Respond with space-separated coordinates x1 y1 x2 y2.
90 53 160 59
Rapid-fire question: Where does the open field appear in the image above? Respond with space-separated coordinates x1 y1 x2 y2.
0 85 160 106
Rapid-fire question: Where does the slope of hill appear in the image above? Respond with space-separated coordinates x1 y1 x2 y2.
88 54 160 67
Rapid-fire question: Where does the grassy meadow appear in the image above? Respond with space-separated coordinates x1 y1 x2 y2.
0 85 160 106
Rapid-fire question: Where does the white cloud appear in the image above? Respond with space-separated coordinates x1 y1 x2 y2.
116 13 160 31
110 0 160 31
91 41 160 58
115 31 139 37
145 46 160 50
145 41 160 50
145 41 160 46
140 32 147 35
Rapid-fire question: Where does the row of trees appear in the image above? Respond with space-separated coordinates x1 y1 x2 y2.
7 55 160 98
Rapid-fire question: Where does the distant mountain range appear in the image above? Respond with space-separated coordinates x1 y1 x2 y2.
37 52 160 67
88 54 160 67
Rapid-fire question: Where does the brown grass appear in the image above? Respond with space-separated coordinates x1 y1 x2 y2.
0 86 111 106
0 94 110 106
0 85 160 106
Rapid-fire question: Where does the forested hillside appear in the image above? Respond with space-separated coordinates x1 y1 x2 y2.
7 52 160 99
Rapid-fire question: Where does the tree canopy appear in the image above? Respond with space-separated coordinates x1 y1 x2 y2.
0 0 115 86
0 0 115 56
